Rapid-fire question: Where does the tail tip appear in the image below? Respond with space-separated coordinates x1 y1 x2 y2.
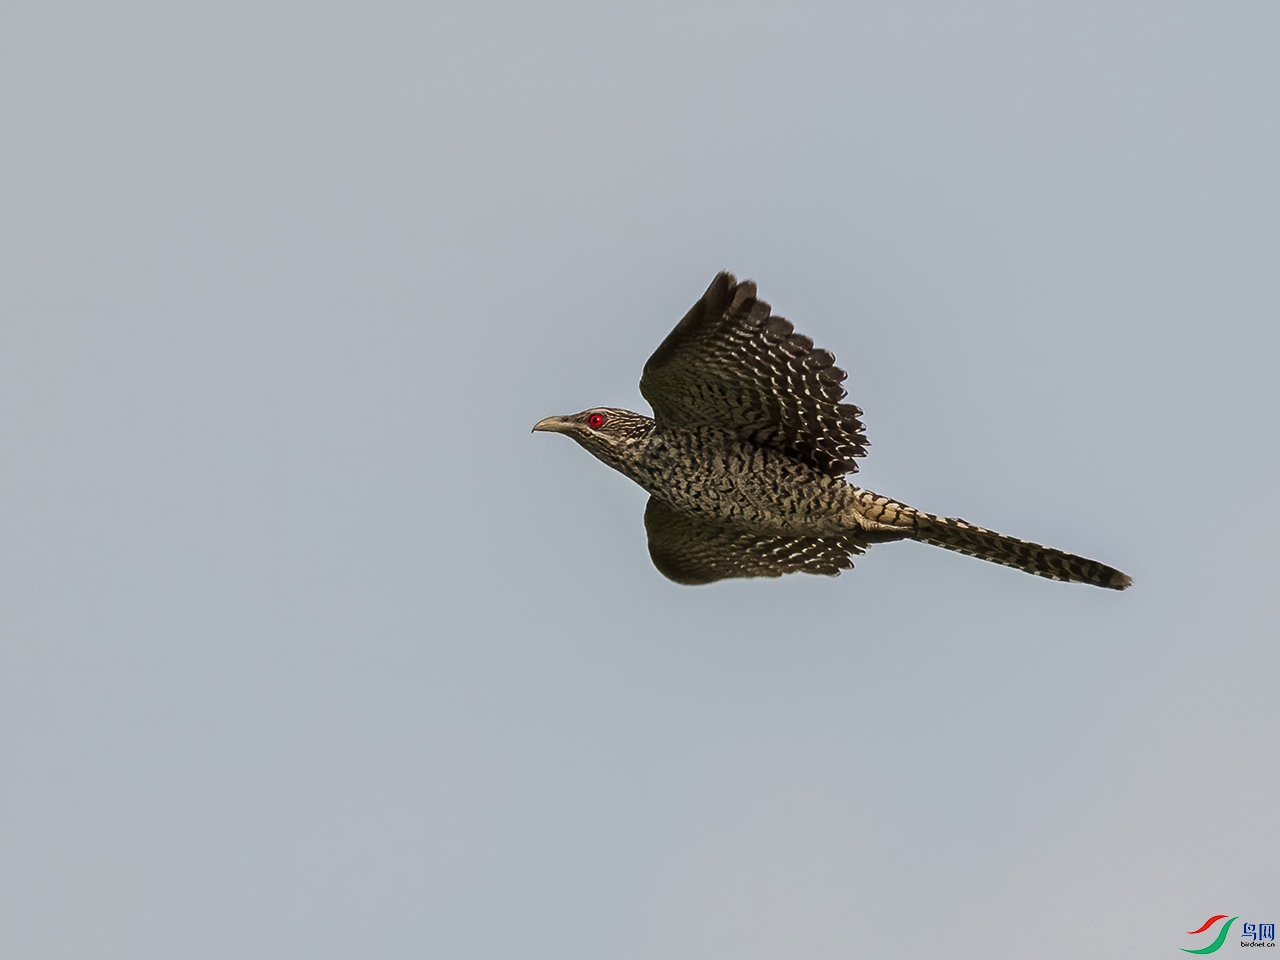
1108 569 1133 590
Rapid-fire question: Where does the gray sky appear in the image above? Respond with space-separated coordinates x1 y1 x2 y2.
2 2 1277 957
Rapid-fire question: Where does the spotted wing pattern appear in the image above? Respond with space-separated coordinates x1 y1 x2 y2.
643 497 877 585
640 272 868 477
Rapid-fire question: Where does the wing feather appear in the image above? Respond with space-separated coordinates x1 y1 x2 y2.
641 272 868 476
644 497 871 585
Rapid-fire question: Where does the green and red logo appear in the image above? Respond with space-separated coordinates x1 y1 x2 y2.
1181 915 1276 952
1181 915 1237 954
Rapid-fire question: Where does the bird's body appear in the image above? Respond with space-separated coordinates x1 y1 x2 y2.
535 272 1131 590
618 420 858 535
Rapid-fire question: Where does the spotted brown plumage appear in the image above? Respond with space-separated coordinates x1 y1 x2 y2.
534 272 1131 590
641 274 868 477
644 498 873 585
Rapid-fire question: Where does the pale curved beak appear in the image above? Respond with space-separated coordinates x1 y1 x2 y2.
532 416 574 434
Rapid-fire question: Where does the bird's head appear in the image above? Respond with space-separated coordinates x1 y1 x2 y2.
532 407 655 471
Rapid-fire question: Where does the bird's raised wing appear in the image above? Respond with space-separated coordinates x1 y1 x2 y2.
640 272 868 476
644 497 871 584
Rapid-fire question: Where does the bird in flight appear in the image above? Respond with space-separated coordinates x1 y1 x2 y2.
534 272 1131 589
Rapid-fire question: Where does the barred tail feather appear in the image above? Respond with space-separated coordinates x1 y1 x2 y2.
914 514 1131 590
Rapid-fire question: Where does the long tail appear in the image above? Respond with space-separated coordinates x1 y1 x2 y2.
852 491 1132 590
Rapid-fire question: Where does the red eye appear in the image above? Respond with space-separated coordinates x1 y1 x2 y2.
587 412 606 429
